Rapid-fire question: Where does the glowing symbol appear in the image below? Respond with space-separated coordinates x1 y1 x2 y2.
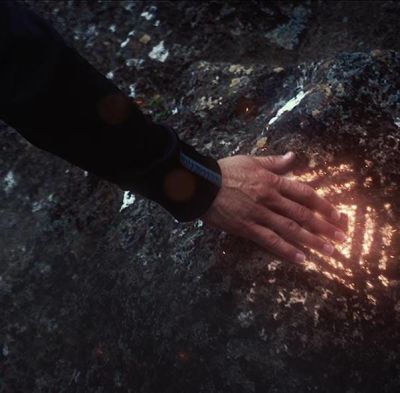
297 162 397 297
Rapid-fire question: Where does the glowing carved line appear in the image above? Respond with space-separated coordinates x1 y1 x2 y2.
293 162 396 293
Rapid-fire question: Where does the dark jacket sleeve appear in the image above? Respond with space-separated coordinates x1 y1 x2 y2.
0 1 222 222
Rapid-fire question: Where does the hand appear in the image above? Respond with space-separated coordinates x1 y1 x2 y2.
201 152 346 263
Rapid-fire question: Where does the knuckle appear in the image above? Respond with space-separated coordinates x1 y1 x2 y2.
253 187 266 204
253 184 274 204
235 219 250 234
301 184 315 200
266 172 281 188
240 220 258 238
261 156 274 167
296 206 312 224
255 166 266 179
286 220 300 233
265 232 282 249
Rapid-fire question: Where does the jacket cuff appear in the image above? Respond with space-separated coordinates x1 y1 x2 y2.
174 135 222 222
119 123 222 223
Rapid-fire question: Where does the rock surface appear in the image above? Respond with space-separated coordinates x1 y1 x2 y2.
1 1 400 392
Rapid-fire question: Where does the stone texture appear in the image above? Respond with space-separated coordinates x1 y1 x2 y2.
1 1 400 392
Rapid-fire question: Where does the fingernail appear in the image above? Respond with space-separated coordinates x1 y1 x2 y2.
335 231 346 242
284 151 294 159
331 210 341 222
323 243 334 256
295 252 306 263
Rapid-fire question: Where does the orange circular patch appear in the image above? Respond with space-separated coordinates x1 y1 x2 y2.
163 168 196 202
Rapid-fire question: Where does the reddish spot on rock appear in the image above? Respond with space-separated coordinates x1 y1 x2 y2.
134 97 145 107
177 350 189 363
94 345 104 358
234 96 258 119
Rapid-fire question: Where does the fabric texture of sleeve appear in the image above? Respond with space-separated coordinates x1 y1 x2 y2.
0 0 222 222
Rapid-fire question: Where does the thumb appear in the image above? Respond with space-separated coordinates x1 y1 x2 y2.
255 151 296 174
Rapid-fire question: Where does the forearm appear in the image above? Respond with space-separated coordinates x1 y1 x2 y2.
0 1 221 222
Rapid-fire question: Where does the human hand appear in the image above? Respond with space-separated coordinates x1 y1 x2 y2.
201 152 346 263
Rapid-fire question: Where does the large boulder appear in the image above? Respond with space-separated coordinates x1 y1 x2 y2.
2 1 400 392
1 48 400 392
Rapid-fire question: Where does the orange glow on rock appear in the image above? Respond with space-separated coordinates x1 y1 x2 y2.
295 162 397 292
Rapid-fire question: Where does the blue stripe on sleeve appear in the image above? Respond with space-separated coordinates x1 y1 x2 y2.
179 152 222 187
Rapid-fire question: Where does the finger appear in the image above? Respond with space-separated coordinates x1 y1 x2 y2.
277 176 341 223
248 224 306 264
255 151 296 175
252 206 335 257
270 195 346 243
